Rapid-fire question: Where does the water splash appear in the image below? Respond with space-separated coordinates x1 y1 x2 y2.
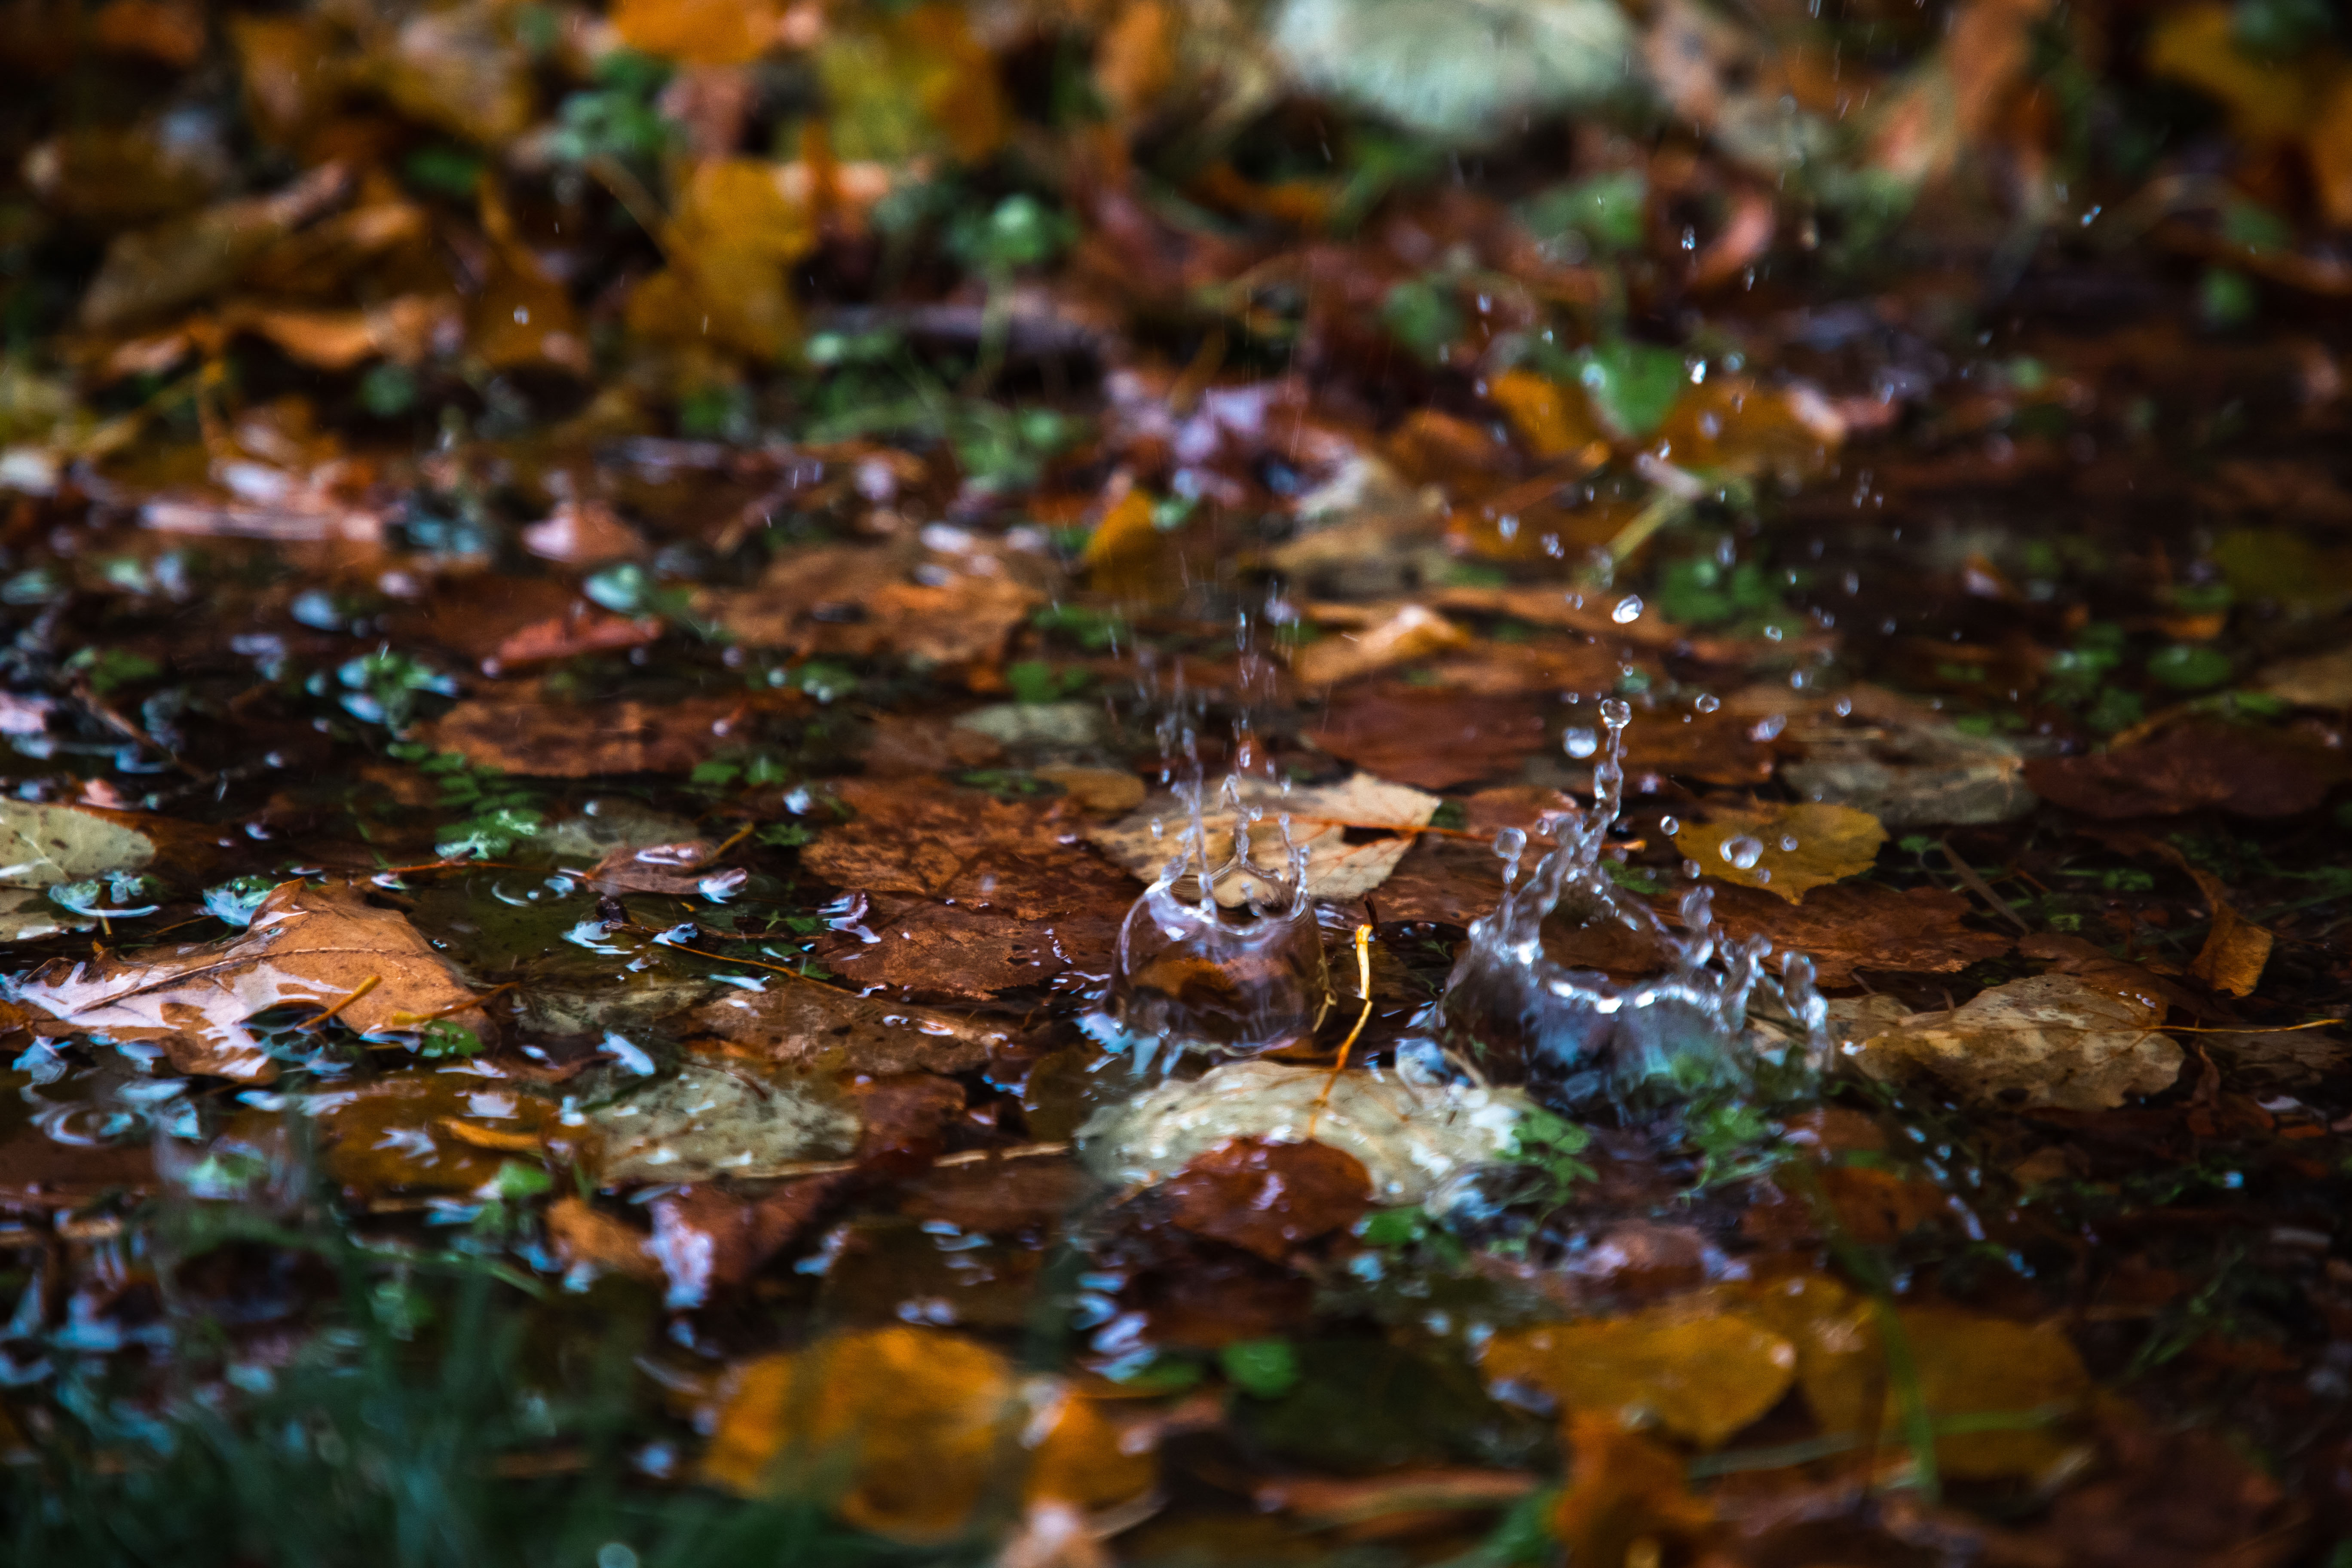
1429 699 1828 1112
1106 765 1331 1067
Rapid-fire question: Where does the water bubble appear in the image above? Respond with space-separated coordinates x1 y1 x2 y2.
1778 835 1799 853
1563 727 1599 760
1694 693 1720 714
1721 835 1764 869
1611 595 1644 625
1659 816 1679 836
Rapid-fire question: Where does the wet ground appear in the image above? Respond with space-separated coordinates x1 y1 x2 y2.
5 1 2352 1564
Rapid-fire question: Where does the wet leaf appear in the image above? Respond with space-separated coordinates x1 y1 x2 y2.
705 544 1041 674
1162 1136 1372 1261
370 3 535 146
314 1069 562 1194
702 1326 1153 1539
626 159 817 361
2258 645 2352 708
588 1060 859 1184
1855 973 2184 1113
1706 882 2011 989
0 800 156 940
1307 685 1558 789
1782 714 2035 827
1552 1412 1715 1565
612 0 781 66
2023 722 2342 819
1288 603 1471 686
420 689 764 778
1488 368 1608 460
79 164 347 332
1090 771 1441 905
646 1175 851 1306
678 970 1010 1076
18 881 489 1081
805 776 1137 921
1675 801 1885 903
1271 0 1638 144
816 6 1008 165
1484 1302 1796 1448
1080 1060 1532 1209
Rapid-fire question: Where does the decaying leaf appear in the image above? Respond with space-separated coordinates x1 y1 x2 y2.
420 690 762 777
1089 771 1441 906
588 1060 860 1184
1707 882 2011 988
2258 646 2352 708
2178 866 2273 999
704 544 1041 674
1854 973 2184 1112
1551 1412 1716 1568
1080 1060 1531 1209
1289 603 1471 686
1782 718 2036 827
626 159 818 361
805 776 1139 922
18 880 488 1081
1162 1136 1372 1261
1307 685 1557 790
313 1069 562 1194
701 1326 1153 1539
2024 723 2341 819
79 163 347 332
1675 801 1886 903
676 971 1010 1076
0 799 156 940
1483 1301 1797 1447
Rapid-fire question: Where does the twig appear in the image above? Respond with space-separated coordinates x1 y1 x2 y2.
1937 838 2030 934
299 975 380 1032
1309 924 1375 1137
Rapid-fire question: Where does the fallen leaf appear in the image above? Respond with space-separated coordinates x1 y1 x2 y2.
2257 645 2352 708
420 689 761 777
1488 368 1610 459
1306 685 1556 789
1080 1060 1532 1209
1675 801 1886 903
816 6 1009 165
676 970 1009 1076
18 880 489 1081
1706 882 2011 988
1855 974 2184 1112
80 164 348 332
2023 722 2341 819
2177 867 2273 999
705 543 1041 674
0 799 156 940
1161 1136 1372 1261
1289 604 1472 686
94 0 206 67
611 0 781 65
487 606 664 672
370 1 535 146
1797 1299 2093 1481
1782 718 2036 827
1551 1412 1716 1566
646 1175 851 1306
1034 763 1146 816
1308 682 1562 790
225 295 462 371
626 159 817 361
520 500 646 565
701 1326 1152 1539
1484 1301 1797 1447
545 1194 661 1283
805 777 1139 920
1089 771 1441 906
313 1069 561 1194
588 1060 860 1184
814 894 1126 1001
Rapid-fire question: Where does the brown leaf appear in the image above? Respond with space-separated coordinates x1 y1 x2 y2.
860 713 1007 776
370 2 535 146
1289 605 1473 687
1308 684 1554 788
17 880 489 1081
1677 801 1886 903
845 1074 967 1169
315 1069 560 1194
1708 882 2011 987
95 0 206 67
647 1174 853 1306
815 894 1124 1001
612 0 782 66
704 544 1041 674
682 971 1010 1076
808 777 1136 920
900 1157 1094 1234
2023 722 2342 819
2177 866 2274 999
519 500 647 566
546 1195 661 1283
1484 1301 1797 1448
487 606 664 672
80 164 349 332
420 689 765 777
1160 1136 1372 1262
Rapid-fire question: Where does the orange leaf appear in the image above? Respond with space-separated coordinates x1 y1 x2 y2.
1553 1412 1713 1568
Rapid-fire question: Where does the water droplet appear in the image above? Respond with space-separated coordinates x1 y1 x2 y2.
1563 727 1599 760
1721 835 1764 869
1659 816 1679 836
1694 693 1720 714
1778 835 1799 852
1611 595 1644 625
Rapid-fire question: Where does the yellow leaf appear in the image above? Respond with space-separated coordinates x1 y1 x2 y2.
1488 368 1606 460
627 159 817 361
2312 74 2352 230
818 5 1008 165
2180 867 2273 998
1676 800 1885 903
1096 0 1177 119
2145 3 2321 144
1079 487 1166 600
611 0 780 67
1483 1301 1797 1449
1796 1304 2092 1481
1552 1412 1715 1568
702 1327 1152 1542
372 3 536 147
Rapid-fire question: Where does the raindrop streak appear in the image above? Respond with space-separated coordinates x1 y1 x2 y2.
1416 702 1828 1112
